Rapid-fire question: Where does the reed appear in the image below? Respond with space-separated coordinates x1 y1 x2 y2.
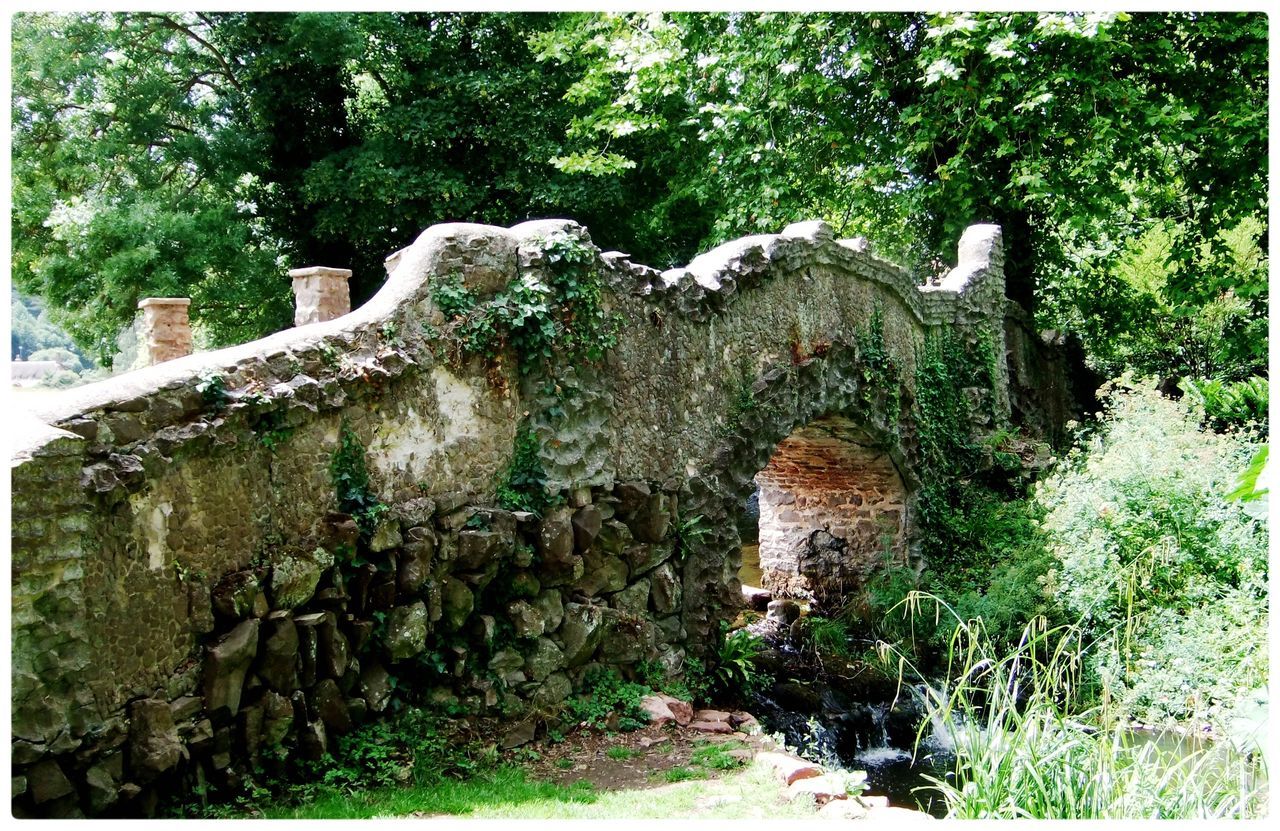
879 592 1268 819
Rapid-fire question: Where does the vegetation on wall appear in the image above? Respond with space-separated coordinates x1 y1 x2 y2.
330 423 389 538
429 231 618 378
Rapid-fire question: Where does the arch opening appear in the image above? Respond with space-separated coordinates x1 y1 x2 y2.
743 415 911 606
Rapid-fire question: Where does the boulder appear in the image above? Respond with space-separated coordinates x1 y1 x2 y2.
317 614 350 678
766 598 801 625
658 694 693 726
84 752 124 814
212 570 260 620
455 528 512 570
559 603 606 666
261 690 294 750
501 719 538 750
755 751 824 786
507 600 545 640
613 482 651 517
398 528 434 594
786 774 854 805
27 758 74 804
623 492 672 543
522 637 566 683
688 719 734 734
534 589 564 632
571 505 603 552
203 619 260 717
599 611 655 664
742 584 772 611
441 578 474 632
575 554 628 597
649 563 682 615
385 601 428 661
611 580 650 616
532 672 573 707
359 661 393 713
128 699 183 783
624 542 674 577
639 695 675 726
368 517 403 553
256 617 299 692
311 679 353 735
271 548 334 610
537 506 575 564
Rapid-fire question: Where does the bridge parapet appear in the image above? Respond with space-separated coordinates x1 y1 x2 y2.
10 217 1055 817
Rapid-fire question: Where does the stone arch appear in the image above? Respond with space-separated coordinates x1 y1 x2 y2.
755 414 912 603
676 335 922 647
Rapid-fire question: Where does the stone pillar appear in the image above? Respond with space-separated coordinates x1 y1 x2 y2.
288 267 352 326
137 298 193 365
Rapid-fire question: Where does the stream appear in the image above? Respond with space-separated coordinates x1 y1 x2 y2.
736 542 1264 818
738 543 953 816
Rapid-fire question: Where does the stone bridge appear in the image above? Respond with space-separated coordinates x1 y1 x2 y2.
10 218 1069 816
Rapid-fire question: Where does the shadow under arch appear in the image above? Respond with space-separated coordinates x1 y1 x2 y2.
675 335 924 651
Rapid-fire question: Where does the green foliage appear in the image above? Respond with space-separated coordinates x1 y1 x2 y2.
196 371 229 411
689 740 748 771
1038 383 1268 726
1227 446 1269 504
495 421 550 514
604 746 636 761
1052 217 1269 382
701 624 766 702
430 231 617 376
1183 376 1268 436
536 12 1266 317
330 423 389 537
565 668 651 732
882 605 1266 819
10 289 89 360
27 346 84 372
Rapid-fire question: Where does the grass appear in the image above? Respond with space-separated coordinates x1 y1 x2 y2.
605 746 637 761
259 760 817 820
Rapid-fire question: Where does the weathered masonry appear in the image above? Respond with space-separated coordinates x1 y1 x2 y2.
10 218 1070 816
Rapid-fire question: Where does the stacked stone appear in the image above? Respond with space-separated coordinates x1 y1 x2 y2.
288 266 352 327
137 298 193 365
10 478 687 817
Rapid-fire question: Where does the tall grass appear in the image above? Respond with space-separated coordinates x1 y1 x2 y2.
880 592 1268 819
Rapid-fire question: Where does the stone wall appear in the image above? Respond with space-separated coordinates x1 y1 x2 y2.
10 217 1061 817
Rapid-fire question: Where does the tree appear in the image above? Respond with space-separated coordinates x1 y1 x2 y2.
11 13 291 363
535 11 1267 365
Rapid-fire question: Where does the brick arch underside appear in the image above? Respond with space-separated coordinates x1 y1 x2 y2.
755 416 910 602
675 336 922 645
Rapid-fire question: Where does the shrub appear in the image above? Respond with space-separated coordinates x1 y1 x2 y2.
566 668 650 731
1037 382 1268 726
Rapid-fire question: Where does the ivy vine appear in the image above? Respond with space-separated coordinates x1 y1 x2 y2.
428 230 618 377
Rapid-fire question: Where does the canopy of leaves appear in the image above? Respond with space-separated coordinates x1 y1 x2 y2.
11 11 1267 381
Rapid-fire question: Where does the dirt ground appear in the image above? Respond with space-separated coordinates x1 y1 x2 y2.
508 721 769 792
